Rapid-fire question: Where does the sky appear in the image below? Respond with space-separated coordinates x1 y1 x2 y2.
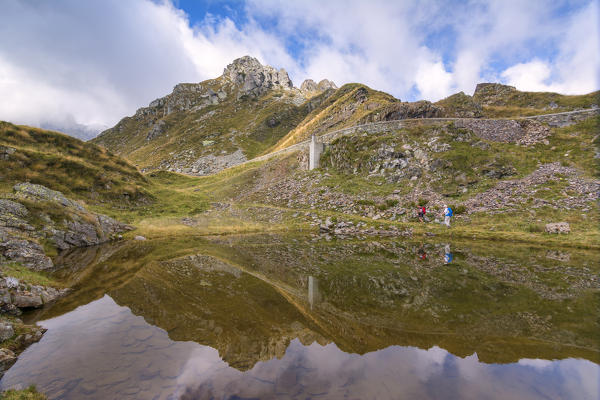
0 0 598 139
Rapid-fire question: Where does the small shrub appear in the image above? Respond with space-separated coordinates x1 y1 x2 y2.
357 199 375 206
385 199 399 207
528 224 544 233
418 198 429 207
449 204 466 214
376 203 388 211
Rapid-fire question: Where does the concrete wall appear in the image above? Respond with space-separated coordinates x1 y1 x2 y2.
309 134 324 170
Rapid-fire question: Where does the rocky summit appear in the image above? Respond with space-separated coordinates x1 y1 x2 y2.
223 55 293 97
93 56 346 175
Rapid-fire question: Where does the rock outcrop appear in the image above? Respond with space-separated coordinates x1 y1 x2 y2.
473 83 519 106
374 100 443 121
545 222 570 234
223 56 293 98
435 92 483 118
0 276 69 315
1 183 131 270
300 79 338 97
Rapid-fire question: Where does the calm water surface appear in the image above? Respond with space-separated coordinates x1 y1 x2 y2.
1 235 598 399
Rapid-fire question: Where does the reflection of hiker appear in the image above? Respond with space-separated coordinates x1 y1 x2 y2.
418 206 426 222
418 246 427 260
443 204 453 227
444 244 453 264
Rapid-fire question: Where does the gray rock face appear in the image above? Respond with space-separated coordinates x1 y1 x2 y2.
223 56 293 98
473 83 518 106
300 79 318 93
0 230 53 270
317 79 337 91
0 200 34 231
378 101 443 121
146 120 166 141
0 276 69 312
300 79 337 96
545 222 570 234
13 183 85 212
1 184 131 269
12 293 43 308
0 145 16 160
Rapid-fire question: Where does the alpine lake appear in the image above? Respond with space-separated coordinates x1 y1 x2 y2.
1 234 598 400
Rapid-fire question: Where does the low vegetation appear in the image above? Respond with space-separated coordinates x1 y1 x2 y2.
0 386 46 400
0 262 61 287
0 122 151 207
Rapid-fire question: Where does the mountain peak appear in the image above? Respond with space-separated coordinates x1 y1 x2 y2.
223 56 293 97
300 78 337 96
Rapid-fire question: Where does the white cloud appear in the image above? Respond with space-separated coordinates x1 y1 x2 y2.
501 60 555 92
415 60 454 101
0 0 598 138
0 0 291 138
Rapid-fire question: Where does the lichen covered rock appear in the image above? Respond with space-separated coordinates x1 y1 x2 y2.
1 183 132 269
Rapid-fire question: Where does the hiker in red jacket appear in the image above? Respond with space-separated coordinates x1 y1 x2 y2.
418 205 426 222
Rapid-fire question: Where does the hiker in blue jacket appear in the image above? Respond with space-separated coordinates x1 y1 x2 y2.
443 204 453 227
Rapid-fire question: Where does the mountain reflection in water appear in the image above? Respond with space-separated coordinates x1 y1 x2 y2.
0 235 598 399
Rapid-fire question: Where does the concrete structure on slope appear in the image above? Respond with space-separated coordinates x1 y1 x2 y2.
309 134 324 170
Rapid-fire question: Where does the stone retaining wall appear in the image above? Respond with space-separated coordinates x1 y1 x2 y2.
244 108 599 166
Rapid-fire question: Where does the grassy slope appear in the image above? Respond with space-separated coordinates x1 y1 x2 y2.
131 116 598 248
92 83 327 169
271 83 399 151
0 122 150 207
435 88 599 118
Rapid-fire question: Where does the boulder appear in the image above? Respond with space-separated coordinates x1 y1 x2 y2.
12 293 43 308
0 200 34 231
0 321 14 341
0 229 53 270
545 222 570 234
0 348 16 377
13 183 85 211
0 146 16 160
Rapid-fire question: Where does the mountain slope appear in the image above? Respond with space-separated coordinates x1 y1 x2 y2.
0 121 150 206
93 56 337 175
93 56 598 177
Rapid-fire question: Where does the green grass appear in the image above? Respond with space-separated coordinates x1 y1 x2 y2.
0 122 151 206
0 386 46 400
0 262 62 287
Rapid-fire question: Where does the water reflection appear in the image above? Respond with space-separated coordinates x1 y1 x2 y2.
444 244 453 264
1 235 599 399
308 276 320 309
3 295 598 400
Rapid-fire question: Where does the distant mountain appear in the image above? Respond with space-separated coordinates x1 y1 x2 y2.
40 120 106 141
